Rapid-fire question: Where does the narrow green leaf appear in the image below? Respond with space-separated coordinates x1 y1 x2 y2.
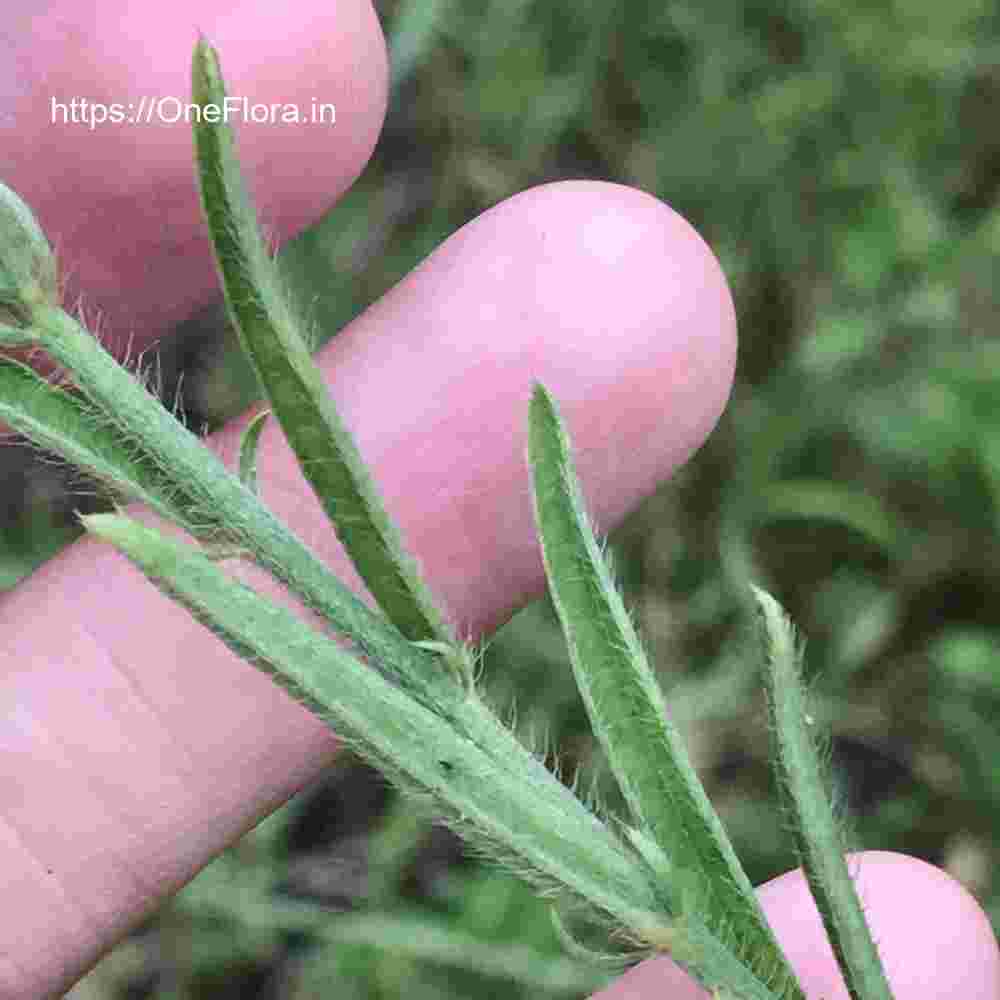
753 586 895 1000
0 358 213 534
528 383 803 999
237 408 269 494
190 38 454 652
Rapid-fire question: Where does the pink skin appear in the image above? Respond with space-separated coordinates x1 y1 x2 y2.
1 4 998 998
3 1 386 355
597 853 1000 998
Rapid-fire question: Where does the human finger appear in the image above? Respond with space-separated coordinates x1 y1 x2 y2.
0 180 736 996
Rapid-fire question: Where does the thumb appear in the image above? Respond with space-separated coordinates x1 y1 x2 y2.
591 851 1000 999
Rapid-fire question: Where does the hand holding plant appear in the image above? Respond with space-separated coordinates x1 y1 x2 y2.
2 7 999 999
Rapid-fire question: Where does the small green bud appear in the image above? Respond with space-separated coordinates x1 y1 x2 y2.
0 180 58 331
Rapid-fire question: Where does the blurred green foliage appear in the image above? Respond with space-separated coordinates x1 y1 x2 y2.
6 0 995 995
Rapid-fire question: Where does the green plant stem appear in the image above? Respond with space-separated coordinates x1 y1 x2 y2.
14 308 659 903
82 511 663 932
10 309 684 926
24 304 456 710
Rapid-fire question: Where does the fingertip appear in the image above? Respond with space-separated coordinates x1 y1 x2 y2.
4 1 388 351
757 851 1000 998
592 851 1000 999
293 179 737 633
